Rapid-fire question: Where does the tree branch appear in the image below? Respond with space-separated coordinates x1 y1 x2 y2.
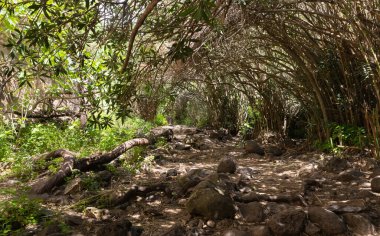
120 0 161 73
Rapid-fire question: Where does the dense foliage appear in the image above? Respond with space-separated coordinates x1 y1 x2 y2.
0 0 379 156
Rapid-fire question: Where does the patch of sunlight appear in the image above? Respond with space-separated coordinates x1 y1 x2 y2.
163 208 182 214
131 214 141 220
161 221 176 228
147 200 162 206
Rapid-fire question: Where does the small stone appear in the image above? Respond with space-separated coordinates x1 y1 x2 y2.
174 142 191 150
244 140 265 155
64 178 83 195
217 157 237 174
178 198 187 205
371 176 380 193
206 220 215 228
166 169 178 177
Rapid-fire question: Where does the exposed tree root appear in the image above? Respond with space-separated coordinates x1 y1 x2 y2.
32 138 150 194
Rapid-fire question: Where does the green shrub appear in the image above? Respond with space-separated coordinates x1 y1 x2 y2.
0 191 43 235
154 113 168 126
0 124 13 162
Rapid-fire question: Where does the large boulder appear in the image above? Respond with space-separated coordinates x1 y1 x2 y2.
267 209 306 236
371 176 380 193
307 207 346 235
217 157 237 174
244 140 265 155
186 188 235 219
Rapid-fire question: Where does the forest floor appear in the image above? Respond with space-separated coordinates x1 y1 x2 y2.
1 126 380 235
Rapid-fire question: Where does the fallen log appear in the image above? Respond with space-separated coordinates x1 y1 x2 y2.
32 138 150 194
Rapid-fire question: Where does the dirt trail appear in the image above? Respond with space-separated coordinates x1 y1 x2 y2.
2 128 380 235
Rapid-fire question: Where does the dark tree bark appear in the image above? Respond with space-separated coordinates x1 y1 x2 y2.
32 138 150 194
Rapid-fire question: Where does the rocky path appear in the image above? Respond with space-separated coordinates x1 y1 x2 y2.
3 126 380 235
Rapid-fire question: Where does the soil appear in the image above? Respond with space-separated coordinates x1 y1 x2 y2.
1 128 380 235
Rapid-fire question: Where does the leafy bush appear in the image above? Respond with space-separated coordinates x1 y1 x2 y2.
0 123 13 162
0 191 43 235
154 113 168 126
1 116 154 179
18 123 62 155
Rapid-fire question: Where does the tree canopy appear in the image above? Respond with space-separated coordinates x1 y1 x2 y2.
1 0 379 155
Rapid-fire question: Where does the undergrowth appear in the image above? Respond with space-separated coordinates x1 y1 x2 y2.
0 116 154 180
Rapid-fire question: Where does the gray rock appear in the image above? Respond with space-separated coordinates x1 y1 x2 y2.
327 199 367 213
371 176 380 193
64 177 83 195
186 188 235 219
222 229 251 236
308 207 346 235
175 168 210 195
370 167 380 178
267 209 306 236
64 215 83 226
217 157 237 174
166 169 178 177
249 226 271 236
336 169 364 182
245 140 265 155
237 167 258 180
174 142 191 150
324 157 350 172
342 213 376 235
238 202 264 223
304 222 322 236
266 145 284 156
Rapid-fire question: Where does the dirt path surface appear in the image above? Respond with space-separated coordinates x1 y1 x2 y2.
2 126 380 236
